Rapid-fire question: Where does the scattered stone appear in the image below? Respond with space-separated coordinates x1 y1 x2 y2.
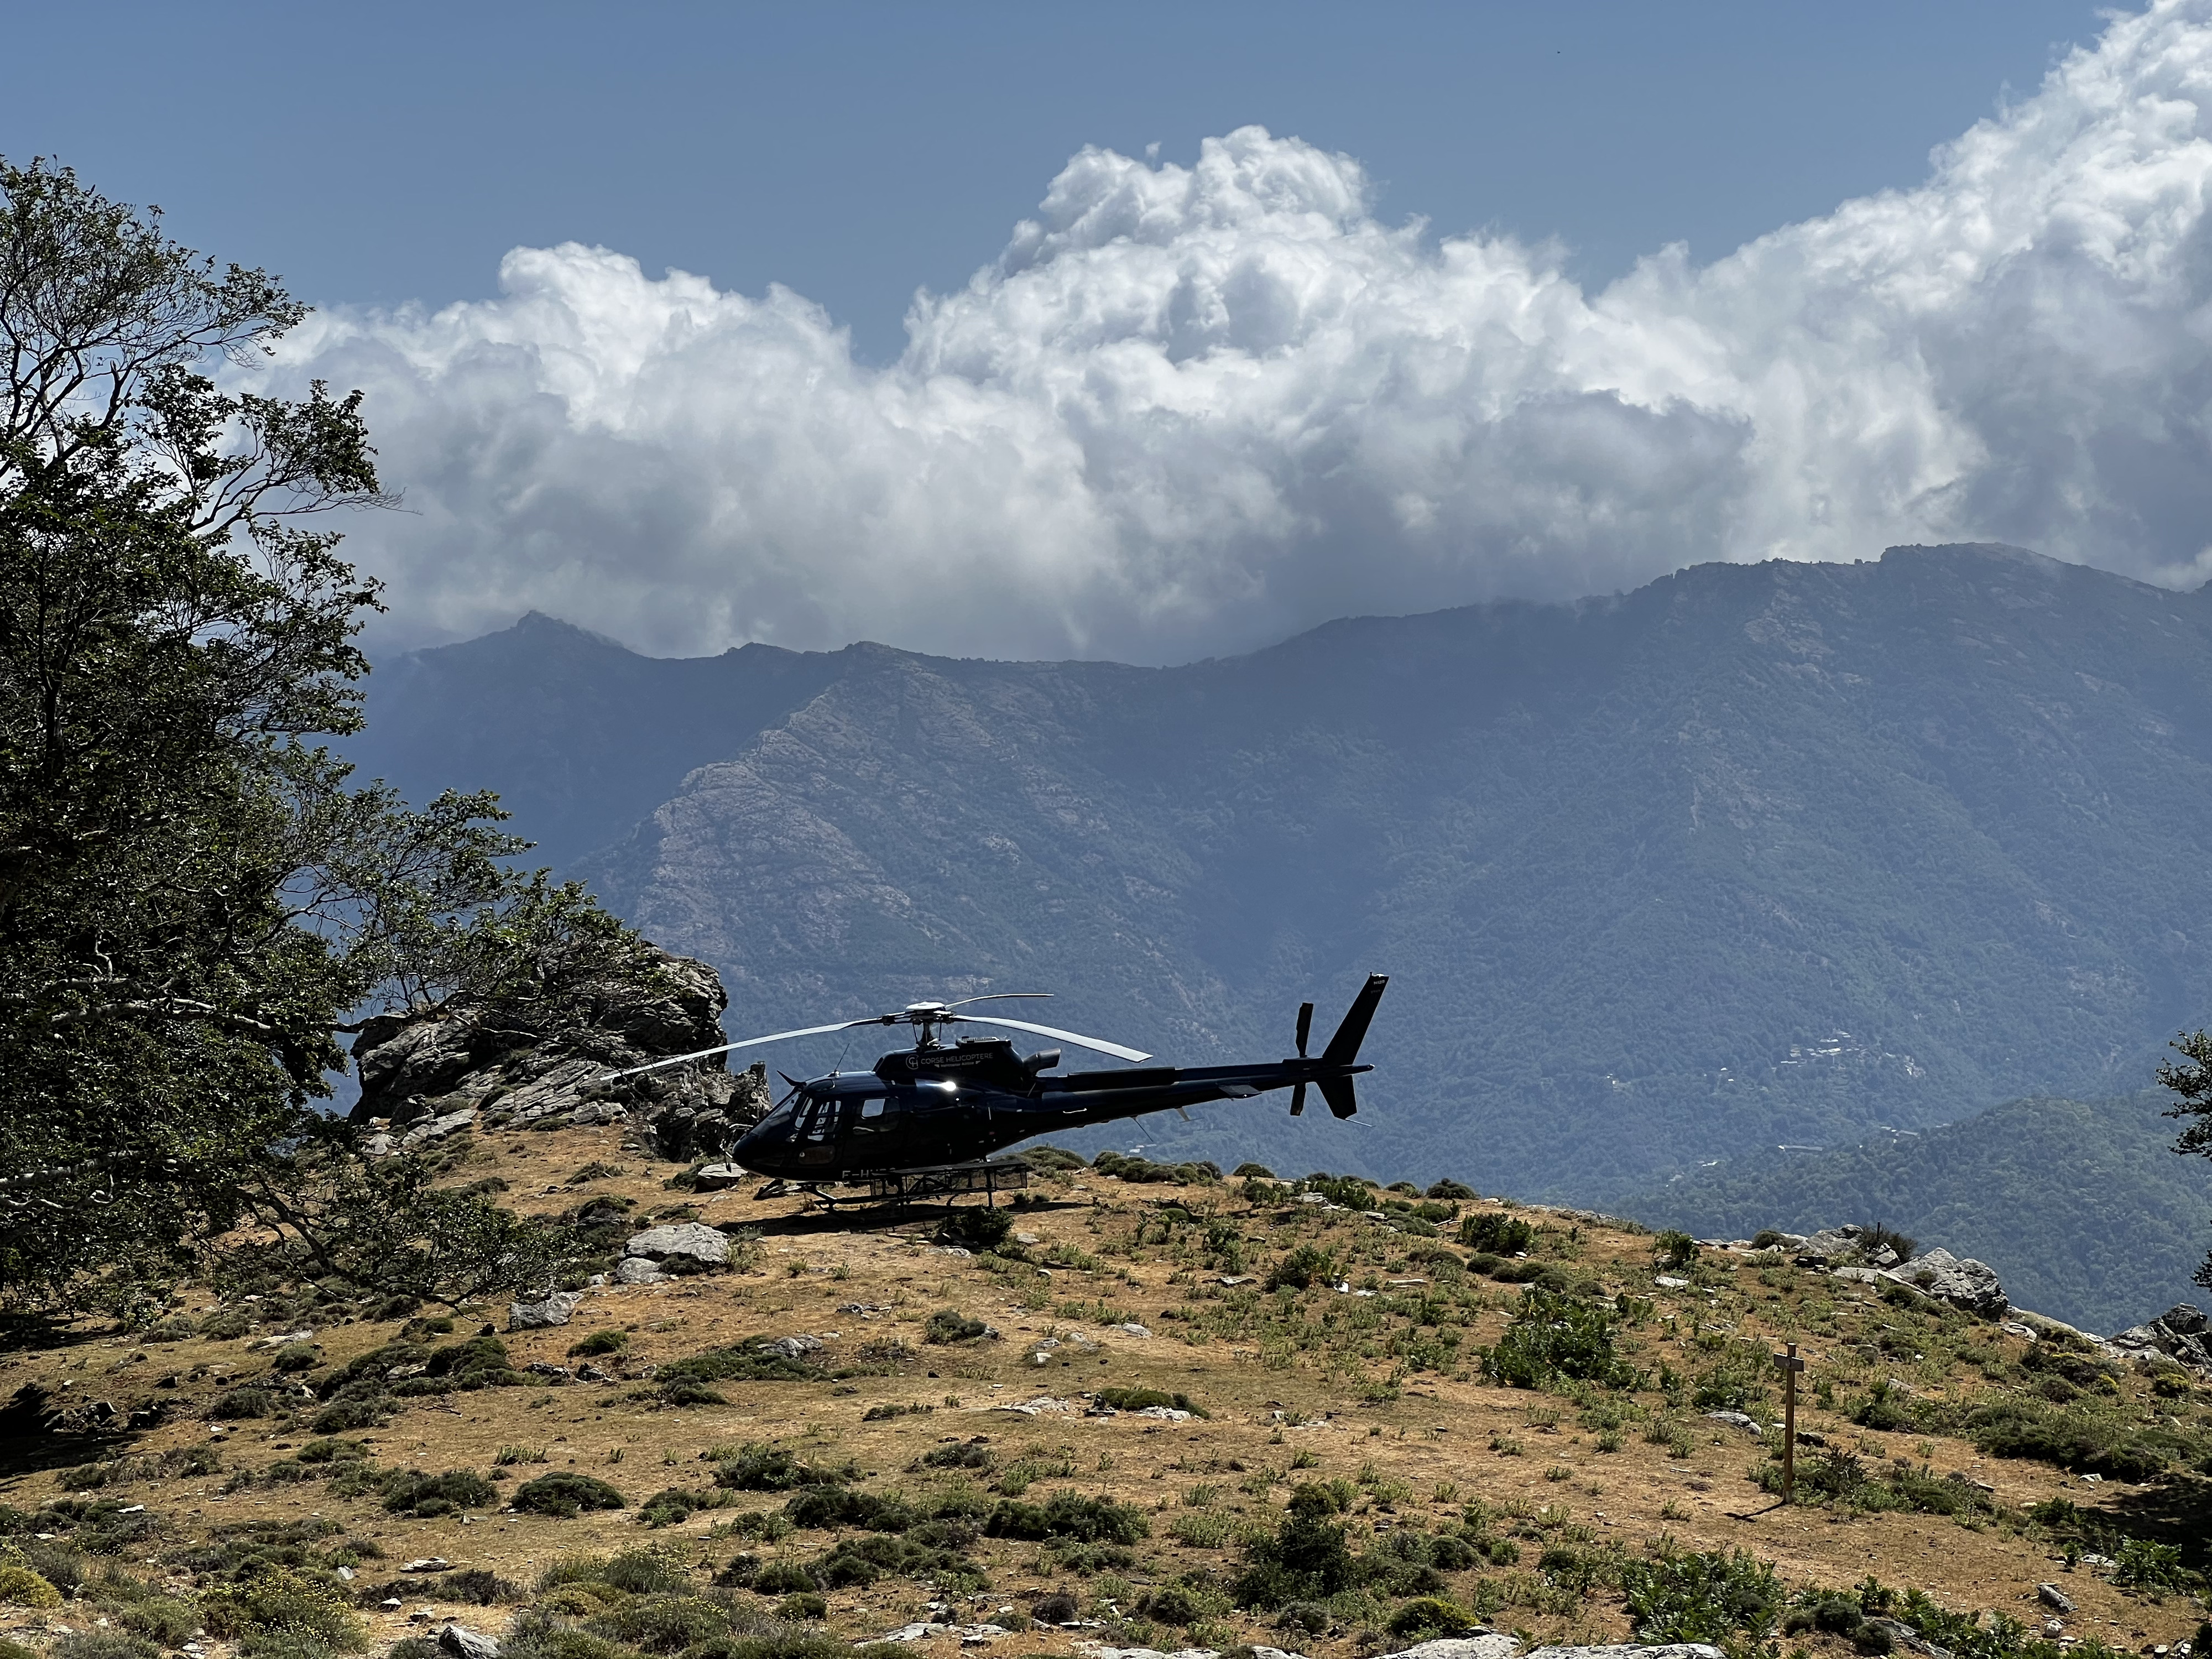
576 1363 613 1383
507 1291 582 1331
380 1600 403 1613
1525 1649 1722 1659
1702 1410 1762 1433
759 1335 825 1360
2037 1585 2075 1614
691 1164 748 1191
624 1222 731 1266
614 1258 667 1285
2108 1305 2212 1374
524 1362 571 1379
1112 1323 1151 1338
994 1396 1073 1415
1365 1641 1516 1659
440 1625 502 1659
1135 1406 1191 1421
1654 1275 1690 1290
404 1559 453 1574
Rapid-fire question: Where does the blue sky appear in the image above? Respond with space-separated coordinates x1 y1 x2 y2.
17 1 2211 665
10 2 2106 362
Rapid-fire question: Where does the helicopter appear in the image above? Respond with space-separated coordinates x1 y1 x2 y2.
607 974 1387 1198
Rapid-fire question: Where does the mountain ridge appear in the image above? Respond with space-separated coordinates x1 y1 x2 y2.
344 544 2212 1221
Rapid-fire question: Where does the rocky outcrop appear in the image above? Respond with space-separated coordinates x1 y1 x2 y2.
348 940 771 1154
1780 1225 2007 1317
1886 1248 2007 1317
2108 1303 2212 1374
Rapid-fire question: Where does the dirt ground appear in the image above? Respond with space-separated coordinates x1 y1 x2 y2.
3 1125 2204 1658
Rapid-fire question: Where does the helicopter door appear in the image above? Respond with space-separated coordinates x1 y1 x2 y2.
791 1099 838 1167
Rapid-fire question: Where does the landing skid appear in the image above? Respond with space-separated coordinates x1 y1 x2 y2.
754 1157 1034 1212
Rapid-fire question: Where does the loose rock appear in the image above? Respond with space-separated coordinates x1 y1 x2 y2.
439 1624 501 1659
624 1222 731 1266
507 1291 582 1331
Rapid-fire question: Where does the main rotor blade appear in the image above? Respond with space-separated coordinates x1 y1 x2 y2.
1290 1080 1307 1117
944 1013 1151 1063
942 992 1053 1008
599 1019 878 1081
1295 1001 1313 1058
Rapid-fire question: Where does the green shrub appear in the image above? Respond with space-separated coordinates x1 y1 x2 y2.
584 1593 733 1653
2112 1538 2187 1592
210 1386 278 1419
271 1343 321 1373
1652 1230 1698 1269
1234 1506 1358 1609
1483 1286 1635 1389
784 1487 917 1533
1619 1550 1780 1645
915 1441 995 1472
1266 1245 1335 1292
514 1473 627 1517
1426 1180 1475 1200
749 1562 817 1595
52 1637 160 1659
712 1444 855 1491
924 1309 990 1343
115 1596 200 1644
1459 1213 1535 1255
198 1567 366 1652
568 1329 630 1357
1967 1400 2170 1481
935 1208 1013 1251
381 1469 496 1518
1094 1387 1208 1417
0 1567 60 1608
1140 1586 1205 1626
1388 1598 1480 1638
985 1493 1149 1544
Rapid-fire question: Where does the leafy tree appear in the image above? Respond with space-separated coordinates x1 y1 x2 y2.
2156 1028 2212 1290
0 158 634 1317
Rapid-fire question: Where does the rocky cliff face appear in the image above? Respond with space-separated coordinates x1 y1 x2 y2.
349 942 771 1158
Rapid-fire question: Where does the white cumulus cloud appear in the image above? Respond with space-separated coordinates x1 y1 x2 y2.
264 0 2212 662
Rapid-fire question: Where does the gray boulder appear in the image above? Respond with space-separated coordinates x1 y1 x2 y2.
625 1222 731 1266
1885 1248 2007 1317
614 1257 669 1285
2108 1304 2212 1374
508 1290 583 1330
439 1625 501 1659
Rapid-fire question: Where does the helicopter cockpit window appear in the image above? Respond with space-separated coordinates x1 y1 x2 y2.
795 1102 837 1143
854 1098 888 1131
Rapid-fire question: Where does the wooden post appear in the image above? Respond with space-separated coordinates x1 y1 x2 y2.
1773 1342 1806 1503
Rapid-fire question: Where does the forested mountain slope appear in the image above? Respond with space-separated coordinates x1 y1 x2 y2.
347 545 2212 1201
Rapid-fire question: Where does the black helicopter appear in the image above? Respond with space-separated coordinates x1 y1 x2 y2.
608 975 1387 1193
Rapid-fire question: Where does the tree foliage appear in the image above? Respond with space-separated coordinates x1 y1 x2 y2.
2156 1028 2212 1290
0 158 632 1316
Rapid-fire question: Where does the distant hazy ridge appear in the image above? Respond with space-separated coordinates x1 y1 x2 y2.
349 544 2212 1320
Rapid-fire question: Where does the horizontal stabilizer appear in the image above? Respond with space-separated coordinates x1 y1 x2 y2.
1321 973 1390 1064
1317 1075 1359 1119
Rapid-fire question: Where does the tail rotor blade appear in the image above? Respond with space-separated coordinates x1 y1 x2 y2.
1290 1081 1307 1117
1295 1001 1313 1058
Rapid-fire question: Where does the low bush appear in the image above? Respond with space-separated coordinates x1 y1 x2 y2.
568 1329 630 1357
985 1493 1149 1545
1266 1245 1335 1292
1388 1598 1481 1639
1459 1213 1535 1255
0 1567 60 1608
1619 1550 1780 1646
381 1469 496 1518
1483 1286 1636 1389
784 1486 918 1533
934 1208 1013 1251
924 1310 990 1344
514 1473 627 1517
1966 1400 2172 1481
1094 1387 1207 1417
1234 1499 1358 1610
712 1445 857 1491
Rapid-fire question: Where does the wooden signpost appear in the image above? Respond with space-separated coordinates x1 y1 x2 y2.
1773 1341 1805 1502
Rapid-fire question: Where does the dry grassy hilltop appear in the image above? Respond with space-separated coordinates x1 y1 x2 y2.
4 1128 2210 1659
